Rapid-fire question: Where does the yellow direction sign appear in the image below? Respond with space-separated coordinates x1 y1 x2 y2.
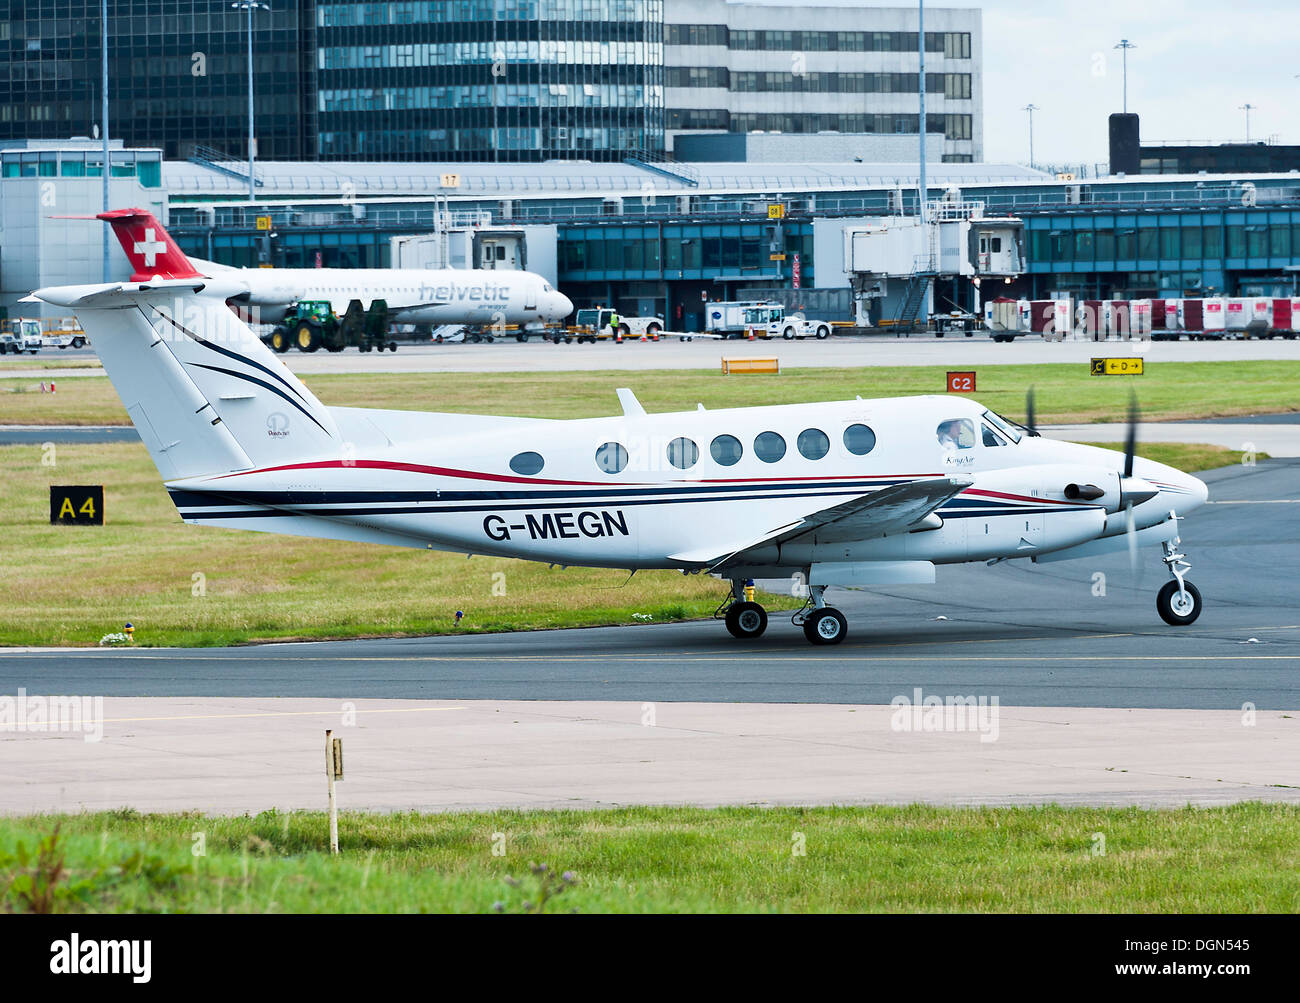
1091 357 1144 376
767 203 785 219
255 215 272 231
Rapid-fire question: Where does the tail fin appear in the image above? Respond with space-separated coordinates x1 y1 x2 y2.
99 208 206 282
31 282 339 481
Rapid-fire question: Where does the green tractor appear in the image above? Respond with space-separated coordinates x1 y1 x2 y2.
269 299 397 354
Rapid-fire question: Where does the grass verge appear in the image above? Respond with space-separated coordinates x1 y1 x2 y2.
2 360 1299 426
3 805 1297 913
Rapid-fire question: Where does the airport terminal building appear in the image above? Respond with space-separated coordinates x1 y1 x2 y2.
0 1 980 164
4 138 1300 329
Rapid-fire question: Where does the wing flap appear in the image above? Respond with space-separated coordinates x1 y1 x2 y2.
670 476 973 570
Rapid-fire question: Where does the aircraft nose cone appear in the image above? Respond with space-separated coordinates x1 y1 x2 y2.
1187 473 1210 510
554 292 574 318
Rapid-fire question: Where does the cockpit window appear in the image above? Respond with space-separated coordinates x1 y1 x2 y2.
982 423 1009 447
982 409 1023 443
937 419 976 450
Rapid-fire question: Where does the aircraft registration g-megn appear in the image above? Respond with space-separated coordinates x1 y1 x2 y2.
89 208 573 329
28 222 1209 645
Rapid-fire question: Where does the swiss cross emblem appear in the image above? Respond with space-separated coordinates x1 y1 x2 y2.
133 228 167 267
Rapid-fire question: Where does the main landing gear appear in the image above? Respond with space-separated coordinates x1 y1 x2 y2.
717 580 848 645
793 585 848 646
1155 519 1202 626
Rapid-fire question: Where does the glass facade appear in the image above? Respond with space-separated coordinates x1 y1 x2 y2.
0 1 316 160
315 0 665 162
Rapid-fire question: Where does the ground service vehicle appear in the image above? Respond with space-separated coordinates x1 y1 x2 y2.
270 300 397 354
0 318 43 354
570 308 664 342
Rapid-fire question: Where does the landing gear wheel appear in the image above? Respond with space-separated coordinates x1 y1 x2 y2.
803 608 848 645
725 601 768 639
1156 580 1202 626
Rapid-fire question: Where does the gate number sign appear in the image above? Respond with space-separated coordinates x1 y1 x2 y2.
50 485 104 525
947 371 976 393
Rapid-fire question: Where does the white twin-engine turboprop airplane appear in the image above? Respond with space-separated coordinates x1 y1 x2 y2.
90 208 573 327
28 234 1209 645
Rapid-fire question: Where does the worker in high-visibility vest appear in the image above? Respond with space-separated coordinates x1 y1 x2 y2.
609 311 620 337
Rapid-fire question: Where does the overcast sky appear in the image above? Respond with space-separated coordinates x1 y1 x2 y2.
740 1 1300 166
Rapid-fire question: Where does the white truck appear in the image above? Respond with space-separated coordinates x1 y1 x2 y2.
705 301 831 340
568 308 664 343
0 318 43 355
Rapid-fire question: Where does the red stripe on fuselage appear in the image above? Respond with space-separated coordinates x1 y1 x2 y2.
209 458 945 488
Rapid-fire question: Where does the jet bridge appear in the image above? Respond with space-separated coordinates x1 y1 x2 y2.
842 200 1025 328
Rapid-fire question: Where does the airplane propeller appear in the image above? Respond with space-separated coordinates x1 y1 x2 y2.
1025 386 1037 436
1118 392 1153 576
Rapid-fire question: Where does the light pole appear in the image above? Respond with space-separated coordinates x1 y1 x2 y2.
232 1 270 204
1240 103 1256 143
1114 39 1136 114
100 0 110 280
918 0 926 223
1022 103 1039 169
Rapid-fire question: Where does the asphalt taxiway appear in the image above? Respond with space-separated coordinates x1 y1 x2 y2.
2 459 1297 709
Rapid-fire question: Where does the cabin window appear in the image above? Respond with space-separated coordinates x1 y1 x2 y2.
937 419 976 450
711 434 743 466
797 428 830 460
595 442 628 474
843 423 877 456
667 437 699 470
509 451 545 475
982 423 1009 447
754 431 787 463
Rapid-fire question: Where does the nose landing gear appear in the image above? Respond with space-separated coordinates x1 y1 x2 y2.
1155 518 1202 626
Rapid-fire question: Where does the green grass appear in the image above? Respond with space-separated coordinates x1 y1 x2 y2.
3 360 1299 426
3 805 1298 913
0 438 1249 648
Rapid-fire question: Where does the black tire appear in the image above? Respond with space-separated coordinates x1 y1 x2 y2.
618 324 630 336
816 326 831 340
516 334 527 343
725 601 768 640
388 342 398 352
1156 580 1202 626
647 323 661 338
295 323 320 353
803 608 848 646
782 327 796 340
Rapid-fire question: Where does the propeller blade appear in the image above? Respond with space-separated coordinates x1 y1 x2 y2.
1126 501 1138 577
1123 391 1139 480
1026 386 1037 436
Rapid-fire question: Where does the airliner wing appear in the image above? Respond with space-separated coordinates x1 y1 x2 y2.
670 476 973 569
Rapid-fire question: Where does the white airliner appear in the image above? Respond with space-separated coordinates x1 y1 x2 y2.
95 208 573 328
27 219 1209 645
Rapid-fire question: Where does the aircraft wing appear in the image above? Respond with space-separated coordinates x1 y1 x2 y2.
670 476 973 570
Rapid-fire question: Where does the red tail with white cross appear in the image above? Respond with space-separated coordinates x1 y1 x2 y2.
99 208 205 282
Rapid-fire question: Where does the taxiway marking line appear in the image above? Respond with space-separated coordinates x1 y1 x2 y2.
97 706 465 724
1207 500 1300 504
